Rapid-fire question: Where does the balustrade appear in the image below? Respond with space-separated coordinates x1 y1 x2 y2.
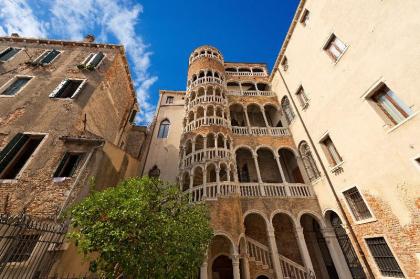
246 237 272 268
183 148 233 168
188 76 224 90
279 254 313 279
187 95 226 110
190 53 222 64
231 126 289 137
225 71 267 77
227 90 276 97
184 116 229 132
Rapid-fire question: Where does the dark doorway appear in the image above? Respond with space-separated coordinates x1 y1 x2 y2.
256 276 269 279
212 255 233 279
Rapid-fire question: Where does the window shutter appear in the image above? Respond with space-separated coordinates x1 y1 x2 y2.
53 153 70 177
70 79 87 99
0 133 29 173
82 53 94 65
41 49 60 65
49 79 68 98
88 52 104 68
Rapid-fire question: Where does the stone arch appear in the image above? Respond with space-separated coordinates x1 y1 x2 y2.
197 86 205 98
278 147 304 183
230 103 246 127
241 81 256 91
256 147 282 183
246 103 266 127
256 81 270 91
219 163 229 182
207 133 216 148
188 110 194 123
185 139 192 155
190 90 196 100
264 104 283 127
181 171 190 191
207 85 214 96
195 134 204 151
207 105 214 117
197 106 205 119
192 166 204 187
217 133 224 148
216 106 223 117
206 163 217 183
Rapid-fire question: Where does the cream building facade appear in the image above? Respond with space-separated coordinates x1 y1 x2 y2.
141 0 420 278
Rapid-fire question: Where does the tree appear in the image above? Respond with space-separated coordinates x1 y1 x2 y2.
68 177 213 279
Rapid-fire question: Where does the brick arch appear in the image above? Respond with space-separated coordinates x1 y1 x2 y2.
297 210 327 229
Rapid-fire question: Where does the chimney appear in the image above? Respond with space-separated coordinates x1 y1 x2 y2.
11 33 19 37
83 34 95 43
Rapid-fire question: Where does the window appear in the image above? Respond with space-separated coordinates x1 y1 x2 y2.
368 84 413 126
296 86 309 108
0 133 44 179
1 76 32 96
299 141 320 181
157 119 170 138
300 9 310 26
79 52 105 70
415 157 420 168
35 49 61 65
54 153 84 178
49 79 86 99
365 237 404 277
5 234 40 262
343 187 373 221
129 110 137 123
0 47 21 62
320 135 342 167
281 96 295 124
166 96 174 104
324 34 347 62
281 56 288 71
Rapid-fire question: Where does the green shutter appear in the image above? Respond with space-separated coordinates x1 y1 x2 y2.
0 133 29 174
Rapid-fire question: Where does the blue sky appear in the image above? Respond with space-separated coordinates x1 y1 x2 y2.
0 0 299 125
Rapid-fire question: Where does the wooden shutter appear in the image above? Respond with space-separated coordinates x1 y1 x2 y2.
0 133 29 174
88 52 104 68
49 79 68 98
70 79 87 98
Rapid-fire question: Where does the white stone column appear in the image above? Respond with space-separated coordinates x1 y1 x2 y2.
274 154 287 184
202 167 207 199
200 254 208 279
295 226 314 272
216 167 220 195
232 254 241 279
244 107 252 133
261 106 269 128
203 137 208 160
242 255 251 279
252 153 265 196
322 228 353 279
267 226 284 279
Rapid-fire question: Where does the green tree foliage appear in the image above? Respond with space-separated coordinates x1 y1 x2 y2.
68 177 213 279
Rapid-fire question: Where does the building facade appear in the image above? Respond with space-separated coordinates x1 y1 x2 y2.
142 1 420 279
0 34 145 277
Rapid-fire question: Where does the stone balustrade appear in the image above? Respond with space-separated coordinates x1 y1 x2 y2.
190 53 222 64
184 116 229 132
188 76 224 90
231 126 290 137
225 71 267 77
183 148 233 168
187 95 226 110
227 90 276 97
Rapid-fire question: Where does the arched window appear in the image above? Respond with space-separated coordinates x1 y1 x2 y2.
157 119 170 138
299 141 320 181
281 96 295 124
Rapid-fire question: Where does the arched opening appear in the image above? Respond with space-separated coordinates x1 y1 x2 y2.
212 255 233 279
257 82 270 91
281 96 295 124
215 87 221 97
226 137 231 149
157 119 170 138
207 133 215 148
192 74 197 82
207 105 214 117
256 276 269 279
325 211 366 279
278 148 304 183
299 141 321 181
247 104 266 127
236 148 258 182
257 148 282 183
185 140 192 155
238 67 251 73
225 67 236 72
301 214 339 279
264 104 283 127
197 106 204 119
207 86 214 97
229 164 235 182
195 135 204 151
241 82 256 91
188 111 194 123
182 172 190 191
244 213 271 269
217 134 224 148
197 87 205 98
216 106 223 118
200 50 205 55
227 81 240 91
198 71 205 78
220 164 228 182
190 91 196 101
230 104 246 126
206 70 212 77
253 68 264 73
214 72 220 78
272 213 303 265
207 164 217 183
193 167 203 187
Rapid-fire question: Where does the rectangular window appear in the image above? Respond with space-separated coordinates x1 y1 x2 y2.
0 133 44 179
129 110 137 123
281 56 288 71
0 47 21 62
324 34 347 61
54 152 84 178
49 79 86 99
320 135 342 166
5 234 40 262
365 237 404 277
343 187 373 221
166 96 174 104
296 86 309 108
1 76 32 96
35 49 61 65
369 84 412 126
300 9 310 26
80 52 105 70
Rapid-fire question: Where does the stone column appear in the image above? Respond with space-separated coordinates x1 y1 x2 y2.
252 153 265 196
189 174 194 202
242 255 251 279
322 228 353 278
295 226 314 272
261 105 269 128
244 108 251 133
216 167 220 195
203 137 208 160
274 154 287 184
232 254 241 279
200 254 208 279
202 167 207 199
267 225 284 279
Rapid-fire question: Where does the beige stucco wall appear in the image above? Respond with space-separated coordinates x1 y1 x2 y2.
271 0 420 277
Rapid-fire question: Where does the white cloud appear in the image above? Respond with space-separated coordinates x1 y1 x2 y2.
0 0 157 124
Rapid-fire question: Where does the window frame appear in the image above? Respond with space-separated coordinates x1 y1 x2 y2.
342 185 376 224
33 49 62 65
49 78 87 99
363 235 406 278
319 133 343 169
53 152 85 179
0 47 22 62
281 96 295 124
295 85 309 109
157 119 170 139
0 132 48 182
0 75 34 97
300 9 310 26
412 154 420 171
281 56 288 71
323 33 348 63
166 96 174 104
81 52 106 70
298 141 321 182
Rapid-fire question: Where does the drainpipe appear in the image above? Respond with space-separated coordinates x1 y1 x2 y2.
276 68 375 278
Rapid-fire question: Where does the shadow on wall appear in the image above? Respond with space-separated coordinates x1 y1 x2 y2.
145 143 180 182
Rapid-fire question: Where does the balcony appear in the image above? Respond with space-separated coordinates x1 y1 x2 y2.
188 76 224 90
231 126 289 137
182 148 233 168
225 71 267 77
187 95 226 110
227 90 276 97
183 116 229 133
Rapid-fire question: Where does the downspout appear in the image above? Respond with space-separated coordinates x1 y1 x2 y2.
276 68 375 278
